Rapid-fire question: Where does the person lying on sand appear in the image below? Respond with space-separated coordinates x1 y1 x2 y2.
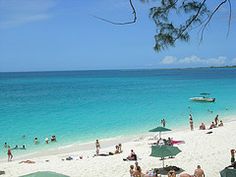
19 160 35 164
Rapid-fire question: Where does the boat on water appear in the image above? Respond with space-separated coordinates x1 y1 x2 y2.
190 96 216 102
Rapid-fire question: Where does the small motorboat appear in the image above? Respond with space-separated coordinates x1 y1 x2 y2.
190 96 215 102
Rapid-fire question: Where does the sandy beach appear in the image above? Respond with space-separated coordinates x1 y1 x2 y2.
0 116 235 177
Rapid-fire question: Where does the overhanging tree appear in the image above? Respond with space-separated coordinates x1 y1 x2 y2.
93 0 232 52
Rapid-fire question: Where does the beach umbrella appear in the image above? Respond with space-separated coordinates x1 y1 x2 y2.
220 168 236 177
149 126 171 138
150 145 181 168
20 171 69 177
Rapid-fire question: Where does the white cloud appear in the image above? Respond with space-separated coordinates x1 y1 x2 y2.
231 58 236 65
160 56 177 64
160 55 228 66
0 0 56 29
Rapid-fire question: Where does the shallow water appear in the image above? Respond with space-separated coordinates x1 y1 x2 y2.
0 68 236 157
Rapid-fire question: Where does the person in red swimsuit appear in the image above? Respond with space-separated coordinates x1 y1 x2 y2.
7 146 13 162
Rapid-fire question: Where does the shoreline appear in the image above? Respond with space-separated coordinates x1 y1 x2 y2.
1 114 235 162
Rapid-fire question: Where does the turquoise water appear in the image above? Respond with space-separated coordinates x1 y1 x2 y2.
0 68 236 156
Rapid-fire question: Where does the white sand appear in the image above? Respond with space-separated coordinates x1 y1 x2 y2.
1 117 236 177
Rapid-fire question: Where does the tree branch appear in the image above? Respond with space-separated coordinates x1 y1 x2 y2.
200 0 227 41
174 0 207 42
227 0 231 37
92 0 137 25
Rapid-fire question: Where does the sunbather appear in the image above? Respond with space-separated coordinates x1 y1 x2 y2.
123 149 137 161
218 120 223 127
19 160 35 164
199 123 206 130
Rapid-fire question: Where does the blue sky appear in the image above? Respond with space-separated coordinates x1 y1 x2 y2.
0 0 235 72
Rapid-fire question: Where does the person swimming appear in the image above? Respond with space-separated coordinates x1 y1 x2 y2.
34 137 39 144
20 145 26 150
4 142 7 148
51 135 56 142
13 145 18 149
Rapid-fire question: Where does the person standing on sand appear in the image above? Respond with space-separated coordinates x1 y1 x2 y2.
7 146 13 162
95 139 100 155
189 114 193 131
214 115 219 125
194 165 205 177
231 149 235 165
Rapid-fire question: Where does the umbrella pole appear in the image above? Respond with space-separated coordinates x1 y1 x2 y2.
159 132 161 139
162 158 164 168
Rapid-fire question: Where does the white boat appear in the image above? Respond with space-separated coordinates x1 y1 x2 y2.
190 97 215 102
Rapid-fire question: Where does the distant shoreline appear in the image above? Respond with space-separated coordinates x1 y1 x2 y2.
1 65 236 74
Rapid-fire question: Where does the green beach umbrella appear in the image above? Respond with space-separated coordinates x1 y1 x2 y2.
20 171 69 177
149 126 171 138
220 168 236 177
150 145 181 167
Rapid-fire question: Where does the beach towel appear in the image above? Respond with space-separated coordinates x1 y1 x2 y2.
171 140 185 145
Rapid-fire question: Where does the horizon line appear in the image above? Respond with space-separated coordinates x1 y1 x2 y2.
0 65 235 74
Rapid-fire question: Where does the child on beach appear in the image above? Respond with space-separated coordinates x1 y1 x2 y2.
7 146 13 162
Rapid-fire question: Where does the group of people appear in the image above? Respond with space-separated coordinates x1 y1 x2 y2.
3 135 57 162
178 165 205 177
129 163 205 177
199 115 223 130
34 135 57 144
4 142 27 162
95 139 123 156
156 137 173 146
189 114 224 131
129 161 147 177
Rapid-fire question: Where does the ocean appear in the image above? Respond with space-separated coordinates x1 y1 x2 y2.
0 68 236 157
